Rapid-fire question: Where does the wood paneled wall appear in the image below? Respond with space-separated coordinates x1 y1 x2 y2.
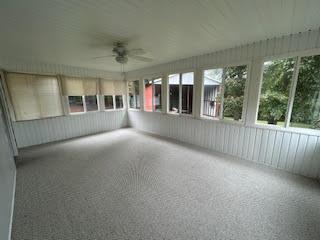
13 110 127 148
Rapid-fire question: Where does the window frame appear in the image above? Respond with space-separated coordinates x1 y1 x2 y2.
68 95 99 115
254 49 320 134
115 95 124 110
127 79 141 111
143 76 163 113
200 61 251 124
167 70 195 117
103 95 115 111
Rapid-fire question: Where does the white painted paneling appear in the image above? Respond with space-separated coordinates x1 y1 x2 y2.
126 29 320 179
126 29 320 79
128 111 320 179
0 104 16 240
13 110 127 148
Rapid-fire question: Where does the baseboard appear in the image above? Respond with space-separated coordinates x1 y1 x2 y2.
8 169 16 240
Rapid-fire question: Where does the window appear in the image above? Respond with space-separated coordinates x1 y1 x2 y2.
290 54 320 129
257 58 295 126
144 77 162 112
168 72 193 114
104 95 114 109
144 79 153 111
223 65 247 121
85 95 98 111
115 95 124 109
181 73 193 114
154 78 162 112
202 65 247 121
68 96 84 113
68 95 98 113
202 68 223 118
128 80 140 109
168 74 180 113
6 73 63 121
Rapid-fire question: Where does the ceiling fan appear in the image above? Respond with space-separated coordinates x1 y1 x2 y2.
93 42 153 64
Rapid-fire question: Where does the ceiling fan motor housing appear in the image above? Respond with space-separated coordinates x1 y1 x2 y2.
115 55 128 64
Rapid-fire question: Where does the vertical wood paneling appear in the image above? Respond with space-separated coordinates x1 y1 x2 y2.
13 110 127 148
128 111 320 179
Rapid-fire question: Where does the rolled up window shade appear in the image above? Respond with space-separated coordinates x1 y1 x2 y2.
61 76 99 96
6 73 63 121
100 80 115 95
113 81 126 95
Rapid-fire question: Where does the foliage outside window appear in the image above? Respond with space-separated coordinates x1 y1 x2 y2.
104 95 114 110
223 65 247 121
202 65 247 121
290 55 320 129
115 95 124 109
257 58 295 126
128 80 140 109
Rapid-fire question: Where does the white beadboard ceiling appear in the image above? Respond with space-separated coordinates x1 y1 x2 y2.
0 0 320 72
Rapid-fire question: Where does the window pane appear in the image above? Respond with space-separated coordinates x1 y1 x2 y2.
290 55 320 129
115 95 123 109
203 68 223 118
181 72 194 114
257 58 295 126
128 80 140 109
169 74 179 113
104 95 114 109
154 78 162 112
144 79 153 112
85 95 98 111
69 96 84 113
223 65 247 121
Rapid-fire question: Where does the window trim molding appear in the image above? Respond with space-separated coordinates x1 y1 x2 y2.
127 79 142 111
200 61 251 124
142 76 163 113
167 70 196 117
254 51 320 134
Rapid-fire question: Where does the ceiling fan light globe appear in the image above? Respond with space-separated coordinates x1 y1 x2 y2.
116 56 128 64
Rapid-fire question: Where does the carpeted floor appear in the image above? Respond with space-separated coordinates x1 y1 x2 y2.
12 128 320 240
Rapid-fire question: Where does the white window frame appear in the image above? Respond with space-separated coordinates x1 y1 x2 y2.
127 79 141 111
103 95 115 111
143 76 163 113
167 70 195 117
68 95 99 115
115 95 125 110
254 48 320 135
200 61 251 124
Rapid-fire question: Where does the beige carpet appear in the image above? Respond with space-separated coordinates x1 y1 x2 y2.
12 128 320 240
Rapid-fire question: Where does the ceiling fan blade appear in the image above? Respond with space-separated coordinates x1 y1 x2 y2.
128 48 146 56
129 55 153 62
92 55 115 59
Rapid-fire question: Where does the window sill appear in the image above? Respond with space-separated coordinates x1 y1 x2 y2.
200 116 245 126
128 108 141 112
104 108 126 112
253 123 320 136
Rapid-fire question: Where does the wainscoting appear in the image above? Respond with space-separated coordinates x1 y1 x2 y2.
13 110 127 148
128 111 320 179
